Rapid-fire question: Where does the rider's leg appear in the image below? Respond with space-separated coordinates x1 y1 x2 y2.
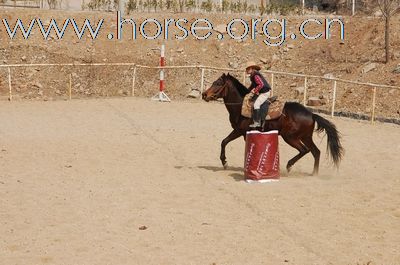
260 91 271 121
250 92 269 128
250 108 261 128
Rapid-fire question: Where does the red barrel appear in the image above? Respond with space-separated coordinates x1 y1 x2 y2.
244 130 280 182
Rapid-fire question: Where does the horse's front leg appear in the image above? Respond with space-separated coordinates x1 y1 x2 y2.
220 129 243 169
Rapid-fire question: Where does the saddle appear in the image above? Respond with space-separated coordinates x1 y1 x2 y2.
241 94 284 120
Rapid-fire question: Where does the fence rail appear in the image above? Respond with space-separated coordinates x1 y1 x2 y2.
0 0 40 8
1 63 399 124
0 0 373 16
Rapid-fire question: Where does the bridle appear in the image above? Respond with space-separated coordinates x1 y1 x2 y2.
209 80 244 106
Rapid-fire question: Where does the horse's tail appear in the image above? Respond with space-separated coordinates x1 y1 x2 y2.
312 114 344 167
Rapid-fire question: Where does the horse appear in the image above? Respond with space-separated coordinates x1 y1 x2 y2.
201 73 344 175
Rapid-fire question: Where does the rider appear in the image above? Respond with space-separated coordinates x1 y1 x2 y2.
245 61 271 128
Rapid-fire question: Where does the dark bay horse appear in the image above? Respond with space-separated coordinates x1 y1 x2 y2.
202 73 344 175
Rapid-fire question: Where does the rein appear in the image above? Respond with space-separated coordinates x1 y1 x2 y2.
223 101 243 105
210 77 248 106
222 82 246 106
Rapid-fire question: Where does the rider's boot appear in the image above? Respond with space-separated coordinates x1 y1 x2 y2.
250 109 261 128
260 102 270 121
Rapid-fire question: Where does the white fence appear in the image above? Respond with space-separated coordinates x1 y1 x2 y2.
1 63 399 124
0 0 40 8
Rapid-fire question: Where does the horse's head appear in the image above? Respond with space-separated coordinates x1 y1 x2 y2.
202 73 230 102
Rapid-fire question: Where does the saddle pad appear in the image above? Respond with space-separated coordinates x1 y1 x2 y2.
241 93 285 120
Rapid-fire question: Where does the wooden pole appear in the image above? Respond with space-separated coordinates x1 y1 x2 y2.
131 67 137 96
8 67 12 101
331 80 337 117
200 68 205 96
371 87 376 124
352 0 355 16
303 76 307 105
69 73 72 100
270 73 274 96
302 0 305 15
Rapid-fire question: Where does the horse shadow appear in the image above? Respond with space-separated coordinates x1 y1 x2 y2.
198 165 321 181
280 169 332 180
197 165 245 182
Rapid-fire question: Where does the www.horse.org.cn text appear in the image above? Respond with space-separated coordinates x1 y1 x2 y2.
1 11 345 46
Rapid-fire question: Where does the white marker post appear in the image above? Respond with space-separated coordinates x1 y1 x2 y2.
152 44 171 102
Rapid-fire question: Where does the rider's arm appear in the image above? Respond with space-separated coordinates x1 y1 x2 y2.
252 75 264 95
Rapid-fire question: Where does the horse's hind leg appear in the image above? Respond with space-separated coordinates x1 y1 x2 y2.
303 137 321 175
282 137 310 174
220 130 243 169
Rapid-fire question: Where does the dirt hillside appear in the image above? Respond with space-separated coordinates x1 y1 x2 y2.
0 9 399 119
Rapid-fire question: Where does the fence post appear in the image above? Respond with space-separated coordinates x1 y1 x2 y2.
7 67 12 101
371 87 376 124
352 0 355 16
69 73 72 100
270 73 274 96
331 80 337 117
131 67 137 96
302 0 305 15
303 76 307 105
118 0 126 16
200 68 205 97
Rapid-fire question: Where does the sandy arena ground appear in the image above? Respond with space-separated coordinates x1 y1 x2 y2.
0 97 399 265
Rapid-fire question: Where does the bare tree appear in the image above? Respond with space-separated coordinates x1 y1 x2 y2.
377 0 400 63
178 0 185 12
260 0 265 15
47 0 59 9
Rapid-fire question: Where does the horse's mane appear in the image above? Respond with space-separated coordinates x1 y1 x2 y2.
226 74 249 98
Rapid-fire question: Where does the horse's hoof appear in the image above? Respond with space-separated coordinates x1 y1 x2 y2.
223 162 228 170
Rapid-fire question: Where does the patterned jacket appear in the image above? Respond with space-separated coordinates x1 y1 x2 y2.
249 71 271 95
